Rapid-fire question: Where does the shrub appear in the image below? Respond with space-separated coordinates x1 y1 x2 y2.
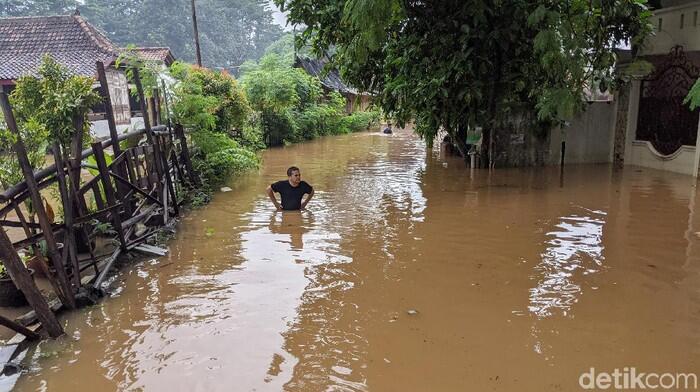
171 62 252 136
190 129 259 190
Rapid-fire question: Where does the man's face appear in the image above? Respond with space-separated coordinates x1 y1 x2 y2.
288 170 301 186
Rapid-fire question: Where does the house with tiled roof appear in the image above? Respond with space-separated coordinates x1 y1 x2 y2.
0 11 172 138
0 11 132 137
131 47 176 67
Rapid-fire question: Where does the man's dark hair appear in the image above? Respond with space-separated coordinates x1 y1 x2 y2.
287 166 300 176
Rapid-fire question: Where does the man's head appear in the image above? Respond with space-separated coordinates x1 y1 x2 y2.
287 166 301 186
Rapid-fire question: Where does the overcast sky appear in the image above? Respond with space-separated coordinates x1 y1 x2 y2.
268 1 291 31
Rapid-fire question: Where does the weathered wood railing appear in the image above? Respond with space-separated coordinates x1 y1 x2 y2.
0 61 197 339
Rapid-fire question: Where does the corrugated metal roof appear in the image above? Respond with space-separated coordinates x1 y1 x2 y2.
295 56 359 95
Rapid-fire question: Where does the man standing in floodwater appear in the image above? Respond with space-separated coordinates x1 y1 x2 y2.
266 166 314 210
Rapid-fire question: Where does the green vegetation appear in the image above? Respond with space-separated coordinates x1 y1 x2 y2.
240 48 380 146
1 0 283 73
0 56 100 190
277 0 652 165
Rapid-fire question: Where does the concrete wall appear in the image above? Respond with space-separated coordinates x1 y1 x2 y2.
643 1 700 55
549 102 616 165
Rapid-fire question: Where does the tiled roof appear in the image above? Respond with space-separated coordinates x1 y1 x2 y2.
130 47 176 66
295 56 361 95
0 14 120 81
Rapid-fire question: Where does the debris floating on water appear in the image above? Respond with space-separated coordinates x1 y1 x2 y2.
406 309 418 316
220 187 232 192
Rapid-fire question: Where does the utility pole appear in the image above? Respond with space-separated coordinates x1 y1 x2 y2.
190 0 202 66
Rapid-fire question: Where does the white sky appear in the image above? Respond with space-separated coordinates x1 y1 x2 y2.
268 1 291 31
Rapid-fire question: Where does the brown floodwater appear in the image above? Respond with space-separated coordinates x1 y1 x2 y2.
11 128 700 391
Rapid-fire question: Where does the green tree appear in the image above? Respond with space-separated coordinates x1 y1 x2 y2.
170 61 251 135
79 0 282 73
276 0 652 166
0 0 78 16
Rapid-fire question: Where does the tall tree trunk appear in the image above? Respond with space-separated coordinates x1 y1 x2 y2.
454 124 470 167
481 50 502 169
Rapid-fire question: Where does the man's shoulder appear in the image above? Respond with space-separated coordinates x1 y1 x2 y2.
271 180 288 190
301 181 313 191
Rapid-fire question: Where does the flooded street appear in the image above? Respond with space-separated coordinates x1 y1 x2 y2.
13 128 700 391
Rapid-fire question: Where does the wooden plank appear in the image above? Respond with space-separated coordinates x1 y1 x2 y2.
161 80 173 129
52 144 81 290
11 226 64 250
11 202 64 298
121 204 158 230
133 244 167 256
14 298 62 327
109 172 163 206
0 92 75 310
0 315 40 340
92 142 127 251
0 220 40 229
92 247 122 290
0 218 63 337
0 127 151 203
72 203 121 226
125 149 140 189
133 69 155 145
174 124 199 185
91 182 106 210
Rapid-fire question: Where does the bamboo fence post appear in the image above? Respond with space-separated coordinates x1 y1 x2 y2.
52 144 81 289
0 228 63 338
92 142 127 251
0 314 41 340
96 61 132 216
132 68 154 145
160 80 173 129
68 116 89 215
12 203 63 297
133 69 165 203
149 88 159 126
174 124 199 185
157 135 179 217
0 93 76 309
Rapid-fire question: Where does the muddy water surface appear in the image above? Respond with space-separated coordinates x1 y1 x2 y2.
13 129 700 391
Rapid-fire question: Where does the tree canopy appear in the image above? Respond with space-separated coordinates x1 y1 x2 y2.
1 0 283 72
276 0 652 164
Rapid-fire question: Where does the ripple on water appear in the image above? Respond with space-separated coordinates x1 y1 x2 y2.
528 208 607 318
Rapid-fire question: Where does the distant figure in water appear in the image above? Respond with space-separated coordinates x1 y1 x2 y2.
441 134 455 156
266 166 314 210
383 123 393 134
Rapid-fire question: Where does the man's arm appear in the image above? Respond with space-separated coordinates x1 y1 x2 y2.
266 185 282 210
301 188 314 210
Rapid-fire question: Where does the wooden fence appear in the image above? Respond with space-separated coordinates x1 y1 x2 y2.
0 62 197 339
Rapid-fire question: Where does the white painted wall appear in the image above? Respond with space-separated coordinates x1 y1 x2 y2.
642 2 700 55
549 102 616 164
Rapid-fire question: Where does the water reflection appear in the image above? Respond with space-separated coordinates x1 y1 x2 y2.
268 211 315 250
529 208 607 318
